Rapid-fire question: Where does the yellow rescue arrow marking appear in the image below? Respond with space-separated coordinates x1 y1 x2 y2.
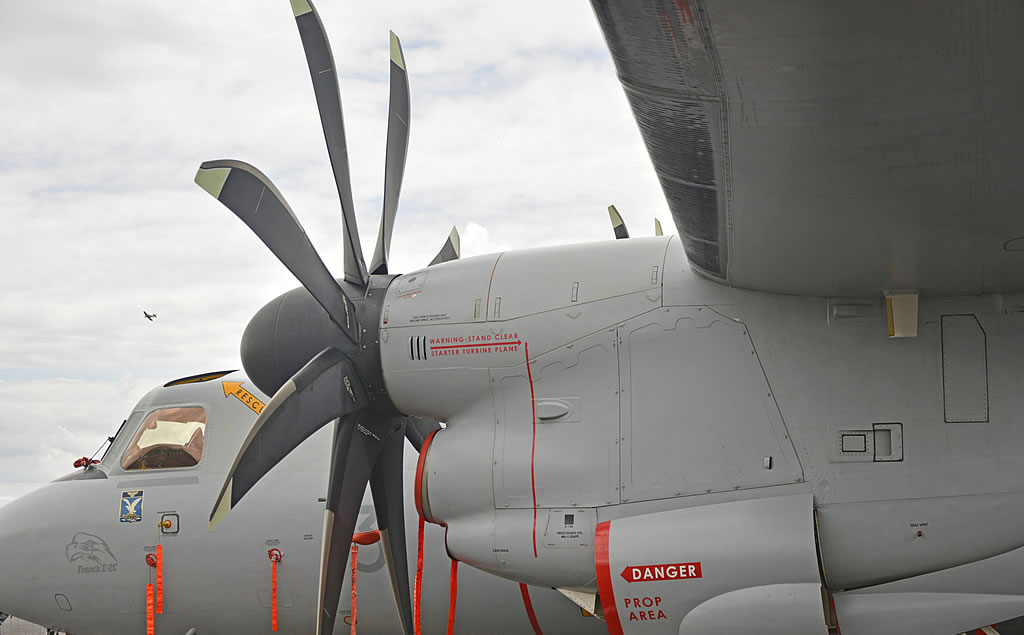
222 381 265 415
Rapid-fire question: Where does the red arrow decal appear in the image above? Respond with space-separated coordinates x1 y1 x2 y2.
620 562 702 583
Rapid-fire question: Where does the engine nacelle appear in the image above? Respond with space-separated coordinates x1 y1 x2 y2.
381 237 671 586
382 236 807 593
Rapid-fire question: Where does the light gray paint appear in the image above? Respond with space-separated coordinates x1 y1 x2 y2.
601 494 824 633
9 1 1024 632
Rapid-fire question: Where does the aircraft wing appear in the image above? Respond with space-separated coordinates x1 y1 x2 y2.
592 0 1024 297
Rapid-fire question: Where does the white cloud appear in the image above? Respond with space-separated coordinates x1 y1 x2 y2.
0 0 670 505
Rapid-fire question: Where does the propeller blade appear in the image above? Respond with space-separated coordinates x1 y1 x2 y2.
369 418 414 635
428 226 461 266
209 347 368 530
608 204 629 239
317 414 405 634
195 161 360 344
369 31 412 276
405 416 442 452
655 217 664 236
292 0 368 285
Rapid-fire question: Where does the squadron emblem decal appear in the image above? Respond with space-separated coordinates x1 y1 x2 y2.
120 490 144 523
66 532 118 573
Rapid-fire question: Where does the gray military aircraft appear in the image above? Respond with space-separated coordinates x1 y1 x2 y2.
4 0 1024 633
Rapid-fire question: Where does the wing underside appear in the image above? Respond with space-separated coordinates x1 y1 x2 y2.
592 0 1024 297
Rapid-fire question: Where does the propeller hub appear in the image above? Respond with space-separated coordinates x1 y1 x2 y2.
241 280 397 416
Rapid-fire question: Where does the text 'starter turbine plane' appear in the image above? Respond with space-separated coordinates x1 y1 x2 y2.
3 1 1024 633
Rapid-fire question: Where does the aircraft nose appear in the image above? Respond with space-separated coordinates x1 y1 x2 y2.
0 500 22 612
0 490 42 619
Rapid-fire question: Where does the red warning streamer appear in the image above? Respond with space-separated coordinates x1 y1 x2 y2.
414 516 425 635
155 544 164 615
268 548 283 632
446 559 459 635
350 543 359 635
524 342 538 558
146 583 155 635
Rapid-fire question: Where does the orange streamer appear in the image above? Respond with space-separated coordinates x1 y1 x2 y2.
272 557 278 632
146 583 155 635
350 543 359 634
155 544 163 614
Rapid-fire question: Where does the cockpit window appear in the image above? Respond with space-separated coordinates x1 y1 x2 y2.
121 407 206 470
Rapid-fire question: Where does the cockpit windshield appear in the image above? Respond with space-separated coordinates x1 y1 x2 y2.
121 406 206 470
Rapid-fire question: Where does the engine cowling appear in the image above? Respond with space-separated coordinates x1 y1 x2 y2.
381 237 672 587
597 494 827 634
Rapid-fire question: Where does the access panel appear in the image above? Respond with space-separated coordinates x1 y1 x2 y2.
619 306 803 502
596 494 826 634
492 329 620 509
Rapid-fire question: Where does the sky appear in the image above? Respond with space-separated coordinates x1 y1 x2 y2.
0 0 669 506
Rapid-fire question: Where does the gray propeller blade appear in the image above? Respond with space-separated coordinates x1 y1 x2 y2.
369 31 411 276
317 415 407 634
292 0 368 286
405 416 442 452
608 204 629 239
655 217 664 236
195 161 360 345
369 418 414 635
209 347 368 529
428 226 461 266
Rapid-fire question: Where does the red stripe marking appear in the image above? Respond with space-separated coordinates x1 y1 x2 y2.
446 559 459 635
414 516 425 635
519 583 544 635
430 340 522 350
414 429 440 522
595 521 624 635
525 342 538 558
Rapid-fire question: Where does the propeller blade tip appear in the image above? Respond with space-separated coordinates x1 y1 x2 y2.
209 479 233 531
389 31 406 70
654 218 664 236
195 166 231 199
608 205 623 227
290 0 313 17
449 226 461 258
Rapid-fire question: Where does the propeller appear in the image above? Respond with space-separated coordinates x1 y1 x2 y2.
655 217 664 236
608 204 629 239
196 3 445 633
429 226 461 266
293 0 367 285
369 31 411 275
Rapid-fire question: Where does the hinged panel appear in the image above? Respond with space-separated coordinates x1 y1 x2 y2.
619 306 803 502
492 330 620 509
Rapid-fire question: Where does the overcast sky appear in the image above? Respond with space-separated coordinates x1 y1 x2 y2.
0 0 669 506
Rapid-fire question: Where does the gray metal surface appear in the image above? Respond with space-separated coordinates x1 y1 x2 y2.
599 494 825 634
591 0 1024 297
